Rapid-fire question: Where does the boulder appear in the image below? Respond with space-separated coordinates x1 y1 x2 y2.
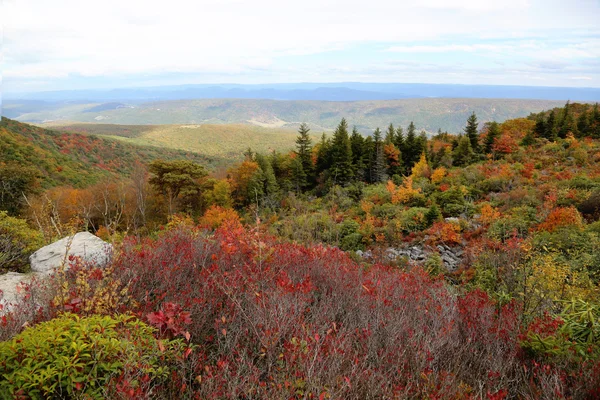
0 272 33 310
29 232 112 274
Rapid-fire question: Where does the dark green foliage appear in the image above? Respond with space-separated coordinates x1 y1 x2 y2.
370 128 387 184
0 163 40 215
350 127 367 181
0 313 186 399
403 122 419 170
452 135 475 166
425 204 442 227
464 112 480 153
329 119 354 186
295 123 314 189
385 123 395 144
148 159 207 214
483 121 500 154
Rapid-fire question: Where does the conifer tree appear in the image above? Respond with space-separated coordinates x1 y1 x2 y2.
255 153 279 197
577 108 589 137
534 114 546 138
315 133 331 178
452 135 475 166
464 112 480 153
290 156 307 193
403 122 418 170
544 110 557 141
484 121 500 154
370 128 387 183
385 123 396 144
295 123 314 188
558 101 578 138
330 118 354 186
350 127 367 181
394 126 404 151
592 103 600 138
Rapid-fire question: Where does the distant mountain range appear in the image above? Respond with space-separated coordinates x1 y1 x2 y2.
7 98 567 134
6 83 600 103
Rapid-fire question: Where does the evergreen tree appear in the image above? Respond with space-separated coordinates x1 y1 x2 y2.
558 101 578 138
385 123 396 144
452 135 475 166
403 122 418 170
464 112 480 153
394 126 404 151
295 123 314 188
592 103 600 138
350 127 367 181
577 108 590 137
370 128 387 183
544 110 557 141
255 153 279 197
418 131 428 157
483 121 500 154
534 114 546 138
329 118 354 186
315 133 331 178
290 156 306 193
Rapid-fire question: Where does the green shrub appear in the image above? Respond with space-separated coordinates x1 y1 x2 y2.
0 313 186 399
0 211 44 273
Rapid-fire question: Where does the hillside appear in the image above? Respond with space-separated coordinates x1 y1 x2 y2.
10 98 567 134
43 122 314 160
0 117 221 189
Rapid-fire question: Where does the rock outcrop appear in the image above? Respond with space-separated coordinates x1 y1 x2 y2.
29 232 112 274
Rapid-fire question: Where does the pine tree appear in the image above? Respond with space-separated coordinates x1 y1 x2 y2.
484 121 500 154
290 156 307 193
329 118 354 186
534 114 546 138
394 126 404 150
452 135 475 166
370 128 387 183
255 154 279 197
544 110 557 141
315 133 331 177
558 101 578 138
464 112 480 153
577 108 590 137
295 122 314 188
418 131 428 157
385 123 396 144
403 122 418 170
350 127 367 181
592 103 600 138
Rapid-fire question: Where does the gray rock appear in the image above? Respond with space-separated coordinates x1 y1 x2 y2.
0 272 33 311
29 232 112 274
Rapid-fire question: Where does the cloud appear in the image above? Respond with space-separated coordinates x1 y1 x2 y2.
2 0 600 89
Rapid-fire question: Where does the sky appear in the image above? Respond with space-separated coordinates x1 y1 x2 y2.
2 0 600 93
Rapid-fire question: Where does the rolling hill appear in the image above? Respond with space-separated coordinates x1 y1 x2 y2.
41 123 313 161
11 98 567 134
0 117 223 189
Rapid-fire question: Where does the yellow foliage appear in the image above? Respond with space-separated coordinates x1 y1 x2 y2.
479 203 501 225
525 253 598 315
410 153 431 180
387 177 422 205
430 167 447 184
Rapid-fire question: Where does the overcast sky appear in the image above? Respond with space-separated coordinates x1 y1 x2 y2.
2 0 600 92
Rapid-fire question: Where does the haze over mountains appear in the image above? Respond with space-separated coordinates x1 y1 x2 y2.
6 83 600 103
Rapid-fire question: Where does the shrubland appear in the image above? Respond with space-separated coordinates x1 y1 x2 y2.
1 102 600 398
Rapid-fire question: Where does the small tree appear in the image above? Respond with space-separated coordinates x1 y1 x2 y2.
464 112 480 153
148 160 207 215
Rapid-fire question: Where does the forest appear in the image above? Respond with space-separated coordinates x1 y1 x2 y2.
1 101 600 399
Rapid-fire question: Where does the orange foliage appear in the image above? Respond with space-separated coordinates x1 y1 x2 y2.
492 134 519 155
200 205 241 229
430 167 447 184
426 221 462 245
537 207 583 233
386 177 421 205
384 143 401 167
479 204 501 225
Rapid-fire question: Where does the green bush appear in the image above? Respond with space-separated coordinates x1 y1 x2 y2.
0 313 186 399
0 211 44 273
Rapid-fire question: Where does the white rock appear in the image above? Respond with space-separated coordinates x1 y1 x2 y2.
29 232 112 274
0 272 33 311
